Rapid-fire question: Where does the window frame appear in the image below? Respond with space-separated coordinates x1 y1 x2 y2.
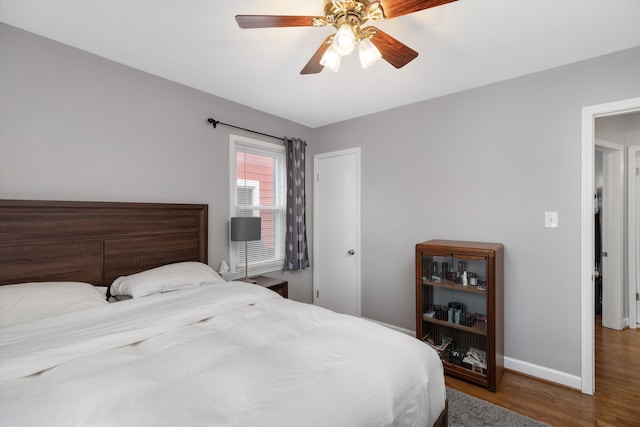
229 134 286 278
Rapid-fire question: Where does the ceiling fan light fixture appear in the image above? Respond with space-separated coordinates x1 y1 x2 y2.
320 44 341 72
237 0 459 75
333 23 356 55
358 37 381 69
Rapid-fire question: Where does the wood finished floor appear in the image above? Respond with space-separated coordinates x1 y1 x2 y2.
445 317 640 426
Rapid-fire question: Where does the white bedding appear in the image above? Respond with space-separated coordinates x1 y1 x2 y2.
0 282 446 426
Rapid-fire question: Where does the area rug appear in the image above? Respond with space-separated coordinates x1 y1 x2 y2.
446 388 550 427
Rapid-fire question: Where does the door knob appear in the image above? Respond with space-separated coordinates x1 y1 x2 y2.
348 249 355 255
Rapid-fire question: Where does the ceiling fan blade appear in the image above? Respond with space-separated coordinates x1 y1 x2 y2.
300 35 334 75
379 0 457 20
236 15 323 29
370 27 418 69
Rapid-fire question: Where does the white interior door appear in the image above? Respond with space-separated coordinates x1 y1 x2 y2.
313 148 361 316
631 146 640 326
636 154 640 323
598 142 624 331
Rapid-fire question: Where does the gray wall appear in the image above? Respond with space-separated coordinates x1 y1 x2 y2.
310 46 640 378
0 23 313 301
3 21 640 381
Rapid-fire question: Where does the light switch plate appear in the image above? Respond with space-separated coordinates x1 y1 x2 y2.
545 211 559 228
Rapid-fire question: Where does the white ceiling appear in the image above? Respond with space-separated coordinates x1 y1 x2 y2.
1 0 639 128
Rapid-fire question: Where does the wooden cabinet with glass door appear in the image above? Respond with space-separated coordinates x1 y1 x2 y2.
415 240 504 391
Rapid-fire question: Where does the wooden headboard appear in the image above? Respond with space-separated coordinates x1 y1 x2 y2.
0 200 208 286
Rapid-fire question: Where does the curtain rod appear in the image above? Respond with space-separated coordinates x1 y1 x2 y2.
207 118 285 142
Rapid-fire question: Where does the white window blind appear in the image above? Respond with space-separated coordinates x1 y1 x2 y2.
230 135 286 277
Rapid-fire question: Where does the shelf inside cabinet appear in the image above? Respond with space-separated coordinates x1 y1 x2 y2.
422 278 487 294
423 316 487 336
442 360 487 385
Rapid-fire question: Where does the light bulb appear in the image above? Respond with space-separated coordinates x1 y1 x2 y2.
320 44 341 72
334 23 356 56
358 38 381 69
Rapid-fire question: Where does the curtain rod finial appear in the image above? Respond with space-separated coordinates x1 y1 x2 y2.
207 118 219 128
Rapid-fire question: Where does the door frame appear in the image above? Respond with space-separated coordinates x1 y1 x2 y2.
629 145 640 328
313 147 362 316
581 97 640 395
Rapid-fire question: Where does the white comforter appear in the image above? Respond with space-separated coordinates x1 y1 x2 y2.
0 283 446 426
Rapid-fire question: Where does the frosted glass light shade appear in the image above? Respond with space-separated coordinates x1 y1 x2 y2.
334 23 356 55
320 45 341 72
358 38 382 69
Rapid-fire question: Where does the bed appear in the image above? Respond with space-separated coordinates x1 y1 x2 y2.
0 199 447 426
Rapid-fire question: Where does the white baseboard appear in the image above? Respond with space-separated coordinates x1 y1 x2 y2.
363 318 582 391
504 357 581 390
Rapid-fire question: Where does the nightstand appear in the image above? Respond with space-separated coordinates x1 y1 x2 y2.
251 276 288 298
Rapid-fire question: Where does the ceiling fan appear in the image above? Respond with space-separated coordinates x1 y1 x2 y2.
236 0 457 74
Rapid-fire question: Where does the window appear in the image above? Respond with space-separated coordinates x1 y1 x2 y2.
230 134 286 277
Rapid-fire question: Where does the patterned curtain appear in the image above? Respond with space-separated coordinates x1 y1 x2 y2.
284 137 310 271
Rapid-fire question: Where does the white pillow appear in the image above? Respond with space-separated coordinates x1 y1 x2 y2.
0 282 109 327
109 262 224 298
